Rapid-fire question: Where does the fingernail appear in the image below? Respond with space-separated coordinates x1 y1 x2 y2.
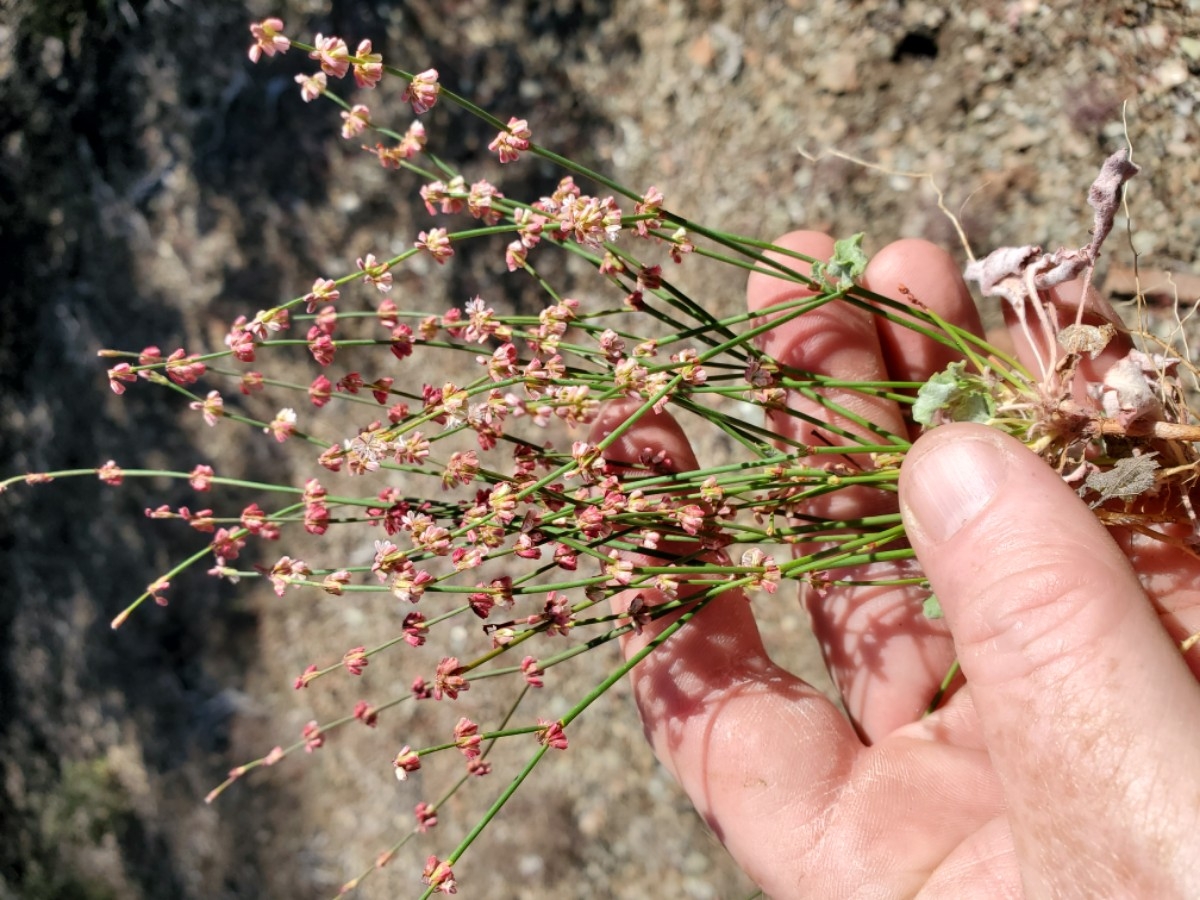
903 436 1008 543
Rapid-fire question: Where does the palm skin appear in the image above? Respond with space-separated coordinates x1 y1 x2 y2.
591 232 1200 898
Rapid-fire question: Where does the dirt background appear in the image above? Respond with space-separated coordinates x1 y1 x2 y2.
2 1 1198 898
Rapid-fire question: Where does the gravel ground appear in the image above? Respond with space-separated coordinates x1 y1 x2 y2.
2 1 1198 898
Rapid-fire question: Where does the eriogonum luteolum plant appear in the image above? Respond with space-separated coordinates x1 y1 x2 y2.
6 17 1200 898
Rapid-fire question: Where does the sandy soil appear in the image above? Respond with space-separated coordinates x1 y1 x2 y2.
2 1 1197 898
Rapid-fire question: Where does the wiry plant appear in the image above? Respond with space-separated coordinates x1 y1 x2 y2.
5 17 1199 897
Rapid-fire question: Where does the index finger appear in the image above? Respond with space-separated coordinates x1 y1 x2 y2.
747 233 980 740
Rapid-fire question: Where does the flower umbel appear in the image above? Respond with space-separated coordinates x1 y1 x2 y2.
248 18 289 63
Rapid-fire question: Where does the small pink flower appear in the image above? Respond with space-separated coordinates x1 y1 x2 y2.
303 479 327 504
352 39 383 88
343 646 369 676
454 717 481 759
672 347 707 386
189 390 224 427
301 720 324 753
224 321 256 362
364 122 427 168
415 228 454 264
267 556 308 595
541 591 573 636
309 374 333 407
421 856 456 895
521 656 544 688
421 177 465 215
240 503 276 538
559 194 622 248
181 508 215 533
505 240 527 271
248 18 289 63
668 227 695 263
210 528 246 564
391 567 433 604
263 746 285 766
571 440 603 482
599 250 624 274
345 429 388 475
537 718 568 750
433 657 468 700
625 594 654 634
108 362 136 394
597 328 626 362
741 548 781 594
97 460 124 485
485 481 517 524
390 324 414 360
309 333 335 366
303 277 339 313
294 70 326 102
398 119 427 157
512 533 540 560
403 68 440 114
317 445 344 472
442 450 479 488
367 377 393 405
467 179 503 224
353 700 378 727
376 298 398 328
637 264 663 292
393 746 421 781
674 503 706 535
356 253 392 292
240 371 264 395
488 117 531 163
395 432 430 465
634 185 664 237
294 663 319 690
314 564 348 592
147 578 170 607
138 346 164 369
245 307 289 340
165 348 206 385
265 408 297 442
552 384 598 427
402 611 427 647
309 34 350 79
414 801 439 833
553 543 577 570
340 103 371 140
189 464 215 491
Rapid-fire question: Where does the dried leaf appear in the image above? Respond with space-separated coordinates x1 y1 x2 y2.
1082 453 1159 506
1032 247 1089 290
1058 322 1116 359
1086 148 1140 260
1096 353 1162 425
963 245 1041 306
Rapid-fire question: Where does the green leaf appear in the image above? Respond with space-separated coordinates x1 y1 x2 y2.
912 361 996 426
922 594 943 620
813 232 867 290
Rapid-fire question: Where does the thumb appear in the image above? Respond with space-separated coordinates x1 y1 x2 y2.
899 423 1200 893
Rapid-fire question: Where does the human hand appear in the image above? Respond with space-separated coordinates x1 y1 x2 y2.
590 232 1200 898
